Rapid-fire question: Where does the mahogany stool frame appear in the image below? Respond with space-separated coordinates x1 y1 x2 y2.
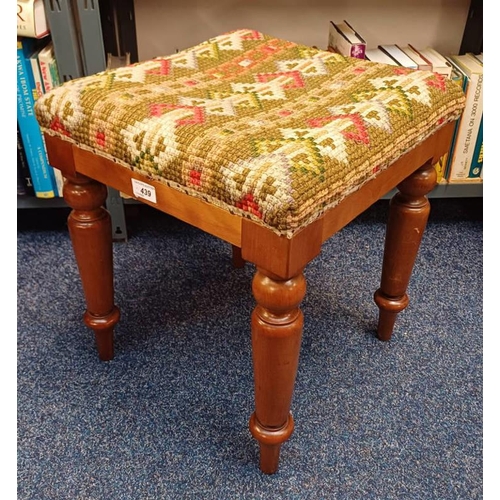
43 121 454 474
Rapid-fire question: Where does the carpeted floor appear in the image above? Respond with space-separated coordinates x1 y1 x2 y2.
17 198 482 499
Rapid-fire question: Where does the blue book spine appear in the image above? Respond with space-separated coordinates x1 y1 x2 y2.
444 65 469 180
468 116 483 178
17 38 57 198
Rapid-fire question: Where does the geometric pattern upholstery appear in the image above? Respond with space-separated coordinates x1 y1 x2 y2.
35 29 465 236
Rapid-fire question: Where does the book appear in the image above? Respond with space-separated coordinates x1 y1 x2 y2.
17 0 49 39
17 124 35 197
446 54 483 182
364 48 399 66
469 117 483 179
399 45 433 71
465 53 483 180
328 21 366 59
34 40 65 196
17 155 27 196
415 47 452 78
38 41 61 93
372 45 446 182
469 52 483 64
440 61 468 182
378 45 418 69
17 37 58 198
29 44 45 100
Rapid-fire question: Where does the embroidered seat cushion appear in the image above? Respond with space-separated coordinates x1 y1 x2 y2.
35 29 465 237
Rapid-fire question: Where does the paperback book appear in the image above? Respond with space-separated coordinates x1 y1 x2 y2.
17 37 58 198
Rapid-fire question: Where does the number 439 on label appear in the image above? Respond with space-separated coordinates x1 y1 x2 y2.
132 179 157 203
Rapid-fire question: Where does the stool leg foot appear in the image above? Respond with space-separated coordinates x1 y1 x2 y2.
64 174 120 361
374 161 437 341
249 268 306 474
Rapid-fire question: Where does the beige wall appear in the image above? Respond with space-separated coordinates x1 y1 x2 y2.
133 0 471 61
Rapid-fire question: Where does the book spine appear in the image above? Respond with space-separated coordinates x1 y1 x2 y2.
328 23 365 59
448 70 483 182
30 50 44 98
38 48 61 93
17 0 49 39
379 45 417 68
443 64 468 180
37 45 64 196
16 40 57 198
48 58 61 89
17 125 35 197
17 0 36 38
468 116 483 179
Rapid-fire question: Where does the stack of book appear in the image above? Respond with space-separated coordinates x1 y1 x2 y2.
326 19 483 184
376 44 483 183
17 0 63 199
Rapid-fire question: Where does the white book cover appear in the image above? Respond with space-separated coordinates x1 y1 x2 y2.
29 47 44 100
418 47 452 78
379 45 418 69
38 42 61 93
399 45 432 71
17 0 49 39
365 48 398 66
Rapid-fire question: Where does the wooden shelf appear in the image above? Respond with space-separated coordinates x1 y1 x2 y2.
17 196 68 209
383 182 483 199
18 181 483 211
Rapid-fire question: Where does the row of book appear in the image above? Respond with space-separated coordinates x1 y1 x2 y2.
328 20 483 184
17 34 64 199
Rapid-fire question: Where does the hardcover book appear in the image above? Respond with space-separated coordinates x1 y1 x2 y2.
17 0 49 39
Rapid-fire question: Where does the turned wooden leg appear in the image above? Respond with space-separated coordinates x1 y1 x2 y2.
249 268 306 474
64 174 120 361
231 245 246 268
374 161 437 341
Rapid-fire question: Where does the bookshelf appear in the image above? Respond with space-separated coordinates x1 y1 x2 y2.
17 0 483 231
17 0 129 241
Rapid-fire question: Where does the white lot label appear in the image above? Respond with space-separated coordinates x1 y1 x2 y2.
132 179 157 203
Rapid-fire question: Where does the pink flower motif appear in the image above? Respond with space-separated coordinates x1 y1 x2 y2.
236 193 262 219
426 73 446 91
353 67 367 74
49 116 71 137
146 59 171 76
278 110 293 117
189 169 202 186
96 130 106 148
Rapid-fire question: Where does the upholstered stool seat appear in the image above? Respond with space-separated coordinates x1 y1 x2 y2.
35 29 465 474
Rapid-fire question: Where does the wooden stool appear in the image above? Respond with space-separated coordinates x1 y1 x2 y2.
35 29 464 474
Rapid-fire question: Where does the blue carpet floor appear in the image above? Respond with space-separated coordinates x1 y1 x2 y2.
17 198 482 499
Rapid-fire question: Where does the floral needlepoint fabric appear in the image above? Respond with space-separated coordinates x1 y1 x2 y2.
35 29 465 237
